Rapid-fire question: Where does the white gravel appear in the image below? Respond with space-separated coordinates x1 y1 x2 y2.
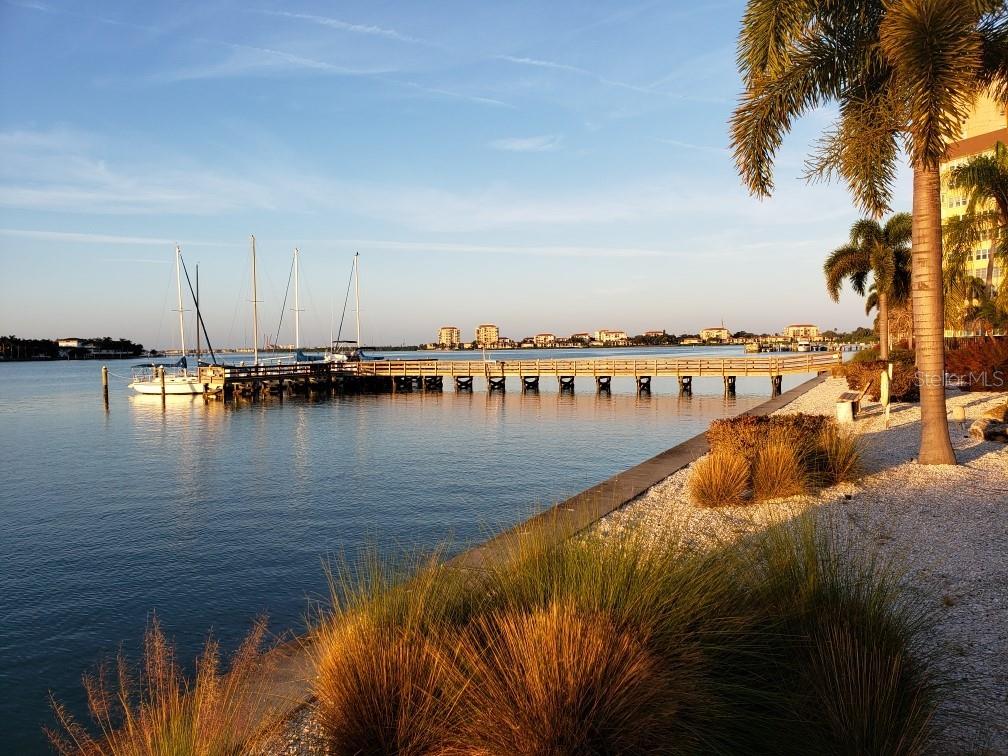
596 377 1008 753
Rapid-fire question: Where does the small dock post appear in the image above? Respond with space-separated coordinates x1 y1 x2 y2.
101 365 109 407
678 375 692 395
723 375 736 396
455 376 473 392
595 376 612 394
558 376 575 393
488 377 506 392
522 376 540 393
636 376 651 395
770 375 782 396
159 366 166 400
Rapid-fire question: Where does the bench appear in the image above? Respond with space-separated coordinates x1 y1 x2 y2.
836 382 871 423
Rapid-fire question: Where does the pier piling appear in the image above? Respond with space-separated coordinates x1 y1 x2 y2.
101 366 109 407
488 376 506 392
522 376 540 392
678 375 692 395
723 375 736 396
455 376 474 392
558 376 575 393
595 376 612 394
770 375 783 396
636 375 651 395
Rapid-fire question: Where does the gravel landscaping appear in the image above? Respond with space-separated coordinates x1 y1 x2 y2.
596 376 1008 753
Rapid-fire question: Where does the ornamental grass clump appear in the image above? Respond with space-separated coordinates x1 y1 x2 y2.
751 439 808 500
740 516 940 755
687 450 750 506
696 413 857 506
311 550 481 755
47 616 281 756
449 603 686 755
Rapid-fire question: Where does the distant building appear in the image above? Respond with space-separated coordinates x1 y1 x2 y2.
475 324 499 347
57 338 92 349
941 92 1006 335
594 329 628 345
533 333 556 348
644 330 666 337
497 336 516 348
569 332 592 344
784 324 820 340
700 326 731 342
437 326 461 348
680 337 702 345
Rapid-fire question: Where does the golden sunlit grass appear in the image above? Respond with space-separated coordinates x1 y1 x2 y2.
450 603 688 755
687 450 750 506
47 616 281 756
817 424 863 485
752 439 808 500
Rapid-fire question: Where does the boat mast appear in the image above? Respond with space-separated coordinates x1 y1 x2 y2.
194 263 200 362
293 248 301 351
354 252 361 348
251 234 259 365
175 245 187 365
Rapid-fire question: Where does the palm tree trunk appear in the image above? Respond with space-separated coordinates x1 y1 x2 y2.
911 165 956 464
878 291 890 360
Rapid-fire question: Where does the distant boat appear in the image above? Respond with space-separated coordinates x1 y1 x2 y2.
128 247 204 395
326 252 376 363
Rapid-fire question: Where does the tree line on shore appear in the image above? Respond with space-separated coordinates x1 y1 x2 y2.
0 335 145 361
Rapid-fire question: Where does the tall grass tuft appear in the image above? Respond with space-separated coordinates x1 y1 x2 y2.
751 439 808 501
450 602 688 755
687 450 750 506
741 515 939 754
311 549 479 755
817 424 863 485
47 616 280 756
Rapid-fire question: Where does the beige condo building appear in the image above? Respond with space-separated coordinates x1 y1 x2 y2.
941 92 1007 335
437 326 461 347
475 323 499 347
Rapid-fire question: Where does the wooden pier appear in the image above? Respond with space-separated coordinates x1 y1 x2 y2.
192 352 841 400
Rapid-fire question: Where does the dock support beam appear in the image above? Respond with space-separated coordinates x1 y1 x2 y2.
101 365 109 407
723 375 736 396
771 374 783 396
558 376 575 393
595 376 612 394
455 376 473 392
522 376 540 392
678 375 692 395
423 376 443 391
488 377 506 392
636 376 651 395
394 376 413 392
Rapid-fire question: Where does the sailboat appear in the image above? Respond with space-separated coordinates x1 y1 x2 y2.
326 252 365 363
128 246 205 395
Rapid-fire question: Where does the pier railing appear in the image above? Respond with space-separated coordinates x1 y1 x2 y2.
354 352 841 378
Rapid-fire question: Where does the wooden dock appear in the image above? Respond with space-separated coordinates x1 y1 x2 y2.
196 352 841 399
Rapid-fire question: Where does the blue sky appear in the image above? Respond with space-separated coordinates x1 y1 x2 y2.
0 0 912 349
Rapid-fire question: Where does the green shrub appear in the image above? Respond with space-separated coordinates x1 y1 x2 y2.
687 450 750 506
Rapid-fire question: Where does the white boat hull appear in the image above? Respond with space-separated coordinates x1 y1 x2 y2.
129 377 204 395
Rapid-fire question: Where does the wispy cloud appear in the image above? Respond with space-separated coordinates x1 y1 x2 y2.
489 135 562 153
496 54 727 104
381 78 511 108
655 138 730 155
0 128 858 232
255 9 428 45
0 228 234 248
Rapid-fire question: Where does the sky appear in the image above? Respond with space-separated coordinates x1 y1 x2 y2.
0 0 914 349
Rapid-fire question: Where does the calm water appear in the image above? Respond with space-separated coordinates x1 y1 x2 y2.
0 347 807 753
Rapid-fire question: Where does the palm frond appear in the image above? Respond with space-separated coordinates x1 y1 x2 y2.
881 0 985 169
824 244 871 300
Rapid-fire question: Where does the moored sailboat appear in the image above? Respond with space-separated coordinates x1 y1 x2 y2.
128 246 204 395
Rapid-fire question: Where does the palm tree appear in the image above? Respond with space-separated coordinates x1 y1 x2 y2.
825 214 912 359
731 0 1008 465
944 140 1008 295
